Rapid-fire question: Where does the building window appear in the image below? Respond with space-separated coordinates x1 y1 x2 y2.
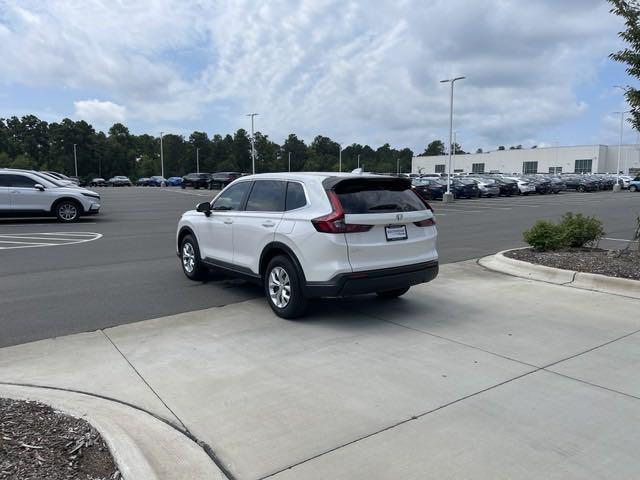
548 166 562 174
522 161 538 174
471 163 485 173
574 159 592 174
435 164 446 173
454 169 464 173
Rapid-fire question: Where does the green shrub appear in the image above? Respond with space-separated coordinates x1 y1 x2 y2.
558 213 604 248
523 220 565 251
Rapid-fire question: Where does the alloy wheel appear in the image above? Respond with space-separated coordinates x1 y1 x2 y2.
59 203 78 221
268 266 291 308
182 242 195 273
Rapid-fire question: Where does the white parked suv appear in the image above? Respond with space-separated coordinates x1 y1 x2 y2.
176 172 439 318
0 169 101 222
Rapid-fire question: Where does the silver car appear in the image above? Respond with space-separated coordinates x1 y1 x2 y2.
0 169 101 222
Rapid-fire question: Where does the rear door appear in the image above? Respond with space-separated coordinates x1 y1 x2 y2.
335 177 438 272
232 180 286 273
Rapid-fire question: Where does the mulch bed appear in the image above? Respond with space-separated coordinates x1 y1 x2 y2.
504 247 640 281
0 397 120 480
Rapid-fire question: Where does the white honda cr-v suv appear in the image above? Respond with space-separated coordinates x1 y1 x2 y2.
176 172 438 318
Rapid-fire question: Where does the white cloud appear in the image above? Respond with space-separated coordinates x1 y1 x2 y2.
74 99 126 127
0 0 626 150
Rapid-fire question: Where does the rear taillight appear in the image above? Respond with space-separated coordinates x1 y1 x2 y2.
414 218 436 227
311 191 372 233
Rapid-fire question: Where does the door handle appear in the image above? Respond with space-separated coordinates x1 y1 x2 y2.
262 220 275 227
224 218 233 225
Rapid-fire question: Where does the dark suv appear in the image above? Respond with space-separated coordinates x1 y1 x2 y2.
209 172 242 190
181 173 212 189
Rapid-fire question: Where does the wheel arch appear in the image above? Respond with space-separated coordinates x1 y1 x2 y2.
259 242 306 282
51 197 85 215
177 226 197 250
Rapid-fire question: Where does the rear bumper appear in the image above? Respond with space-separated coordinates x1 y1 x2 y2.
304 260 439 298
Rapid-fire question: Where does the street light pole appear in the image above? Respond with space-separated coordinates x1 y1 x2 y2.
160 132 164 178
196 148 200 174
612 110 631 192
440 76 465 202
396 157 400 174
288 151 291 172
246 113 259 174
357 154 360 169
73 144 78 177
339 144 342 172
452 131 457 174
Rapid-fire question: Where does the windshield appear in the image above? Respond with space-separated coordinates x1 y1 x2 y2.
334 178 425 213
34 172 66 187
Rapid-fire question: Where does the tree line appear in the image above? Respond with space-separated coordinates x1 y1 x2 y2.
0 115 422 179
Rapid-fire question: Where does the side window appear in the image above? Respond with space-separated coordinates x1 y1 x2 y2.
212 182 251 211
246 181 286 212
0 175 10 187
8 175 38 188
285 182 307 211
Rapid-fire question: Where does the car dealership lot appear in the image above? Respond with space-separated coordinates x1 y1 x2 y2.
0 187 638 347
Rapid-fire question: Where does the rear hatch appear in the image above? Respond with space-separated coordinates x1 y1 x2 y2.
323 176 438 272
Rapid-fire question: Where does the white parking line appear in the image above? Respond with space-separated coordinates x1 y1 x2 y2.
0 232 102 250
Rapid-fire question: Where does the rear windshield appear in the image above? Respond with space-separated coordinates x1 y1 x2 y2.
333 178 425 214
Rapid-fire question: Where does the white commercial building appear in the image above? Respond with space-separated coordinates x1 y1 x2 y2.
412 144 640 176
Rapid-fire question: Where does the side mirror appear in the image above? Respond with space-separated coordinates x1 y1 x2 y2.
196 201 212 217
34 183 45 191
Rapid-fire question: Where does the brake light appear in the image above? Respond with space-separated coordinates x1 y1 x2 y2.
414 217 436 227
312 191 372 233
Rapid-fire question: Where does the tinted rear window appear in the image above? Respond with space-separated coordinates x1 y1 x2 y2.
246 180 286 212
285 182 306 210
334 179 425 214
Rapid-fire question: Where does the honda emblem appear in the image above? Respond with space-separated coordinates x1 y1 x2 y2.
396 213 403 221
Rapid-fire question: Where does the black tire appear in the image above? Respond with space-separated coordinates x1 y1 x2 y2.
180 234 207 281
631 185 638 192
376 287 410 299
577 185 585 192
264 255 307 319
54 200 81 223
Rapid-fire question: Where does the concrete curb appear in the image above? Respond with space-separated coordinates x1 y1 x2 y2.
0 384 228 480
479 249 640 300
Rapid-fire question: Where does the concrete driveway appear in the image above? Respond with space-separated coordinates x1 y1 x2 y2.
1 260 639 479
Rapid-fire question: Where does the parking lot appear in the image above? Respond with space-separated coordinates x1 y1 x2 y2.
0 186 638 347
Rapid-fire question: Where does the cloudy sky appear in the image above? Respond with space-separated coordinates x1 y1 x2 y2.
0 0 634 152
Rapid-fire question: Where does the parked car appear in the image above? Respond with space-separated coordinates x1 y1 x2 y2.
629 178 640 192
522 176 552 194
436 178 479 198
166 176 183 186
547 176 566 193
412 178 446 200
471 177 500 197
0 169 101 222
89 177 109 187
563 175 599 192
493 177 519 196
44 171 80 186
503 176 536 195
209 171 242 189
136 177 151 186
108 176 133 186
176 173 438 318
147 176 167 187
181 173 212 189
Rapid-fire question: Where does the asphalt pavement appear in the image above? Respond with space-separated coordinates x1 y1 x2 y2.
0 186 638 347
